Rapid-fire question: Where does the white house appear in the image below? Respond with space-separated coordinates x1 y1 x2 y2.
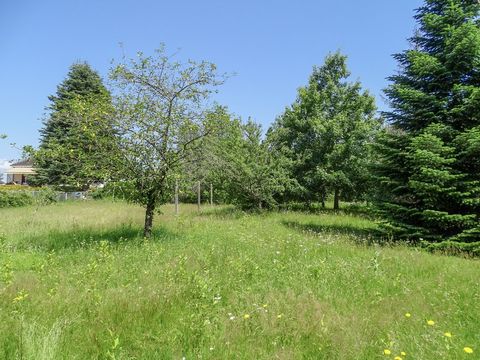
5 159 35 185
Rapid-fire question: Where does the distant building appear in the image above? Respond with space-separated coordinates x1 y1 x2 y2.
5 159 35 185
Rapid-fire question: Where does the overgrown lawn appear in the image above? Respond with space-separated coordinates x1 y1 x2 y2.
0 201 478 359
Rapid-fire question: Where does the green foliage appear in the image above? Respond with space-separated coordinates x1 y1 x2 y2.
0 191 34 207
33 62 114 190
374 0 480 248
210 117 293 209
109 46 226 237
269 52 380 209
0 188 57 208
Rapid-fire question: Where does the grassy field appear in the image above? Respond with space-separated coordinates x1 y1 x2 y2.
0 201 478 359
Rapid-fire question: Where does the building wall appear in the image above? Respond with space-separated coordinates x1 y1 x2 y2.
6 173 28 184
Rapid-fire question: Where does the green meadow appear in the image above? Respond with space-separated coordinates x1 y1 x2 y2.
0 201 478 359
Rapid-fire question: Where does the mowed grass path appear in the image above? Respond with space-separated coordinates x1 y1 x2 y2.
0 201 478 359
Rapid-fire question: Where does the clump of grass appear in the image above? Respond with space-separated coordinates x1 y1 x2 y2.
0 201 478 359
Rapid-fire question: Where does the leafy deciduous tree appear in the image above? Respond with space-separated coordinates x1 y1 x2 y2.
110 47 226 237
269 52 379 209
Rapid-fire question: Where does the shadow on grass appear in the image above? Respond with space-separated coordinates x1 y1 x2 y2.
17 224 175 251
279 202 374 218
282 220 377 244
198 205 248 220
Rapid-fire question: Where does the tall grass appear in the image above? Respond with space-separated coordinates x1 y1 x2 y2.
0 201 478 359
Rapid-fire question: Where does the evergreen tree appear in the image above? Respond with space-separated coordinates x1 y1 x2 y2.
374 0 480 251
269 52 379 209
33 62 113 189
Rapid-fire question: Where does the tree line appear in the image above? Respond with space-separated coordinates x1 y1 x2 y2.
27 0 479 252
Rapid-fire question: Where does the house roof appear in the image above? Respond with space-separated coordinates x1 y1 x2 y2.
5 159 35 175
6 167 35 175
11 159 33 167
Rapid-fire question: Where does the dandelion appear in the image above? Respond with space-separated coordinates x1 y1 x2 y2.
444 332 452 338
13 291 29 303
427 320 435 326
383 349 391 355
243 314 250 319
464 347 473 354
394 357 403 360
405 313 411 318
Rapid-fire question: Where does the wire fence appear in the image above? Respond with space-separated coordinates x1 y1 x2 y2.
29 191 89 201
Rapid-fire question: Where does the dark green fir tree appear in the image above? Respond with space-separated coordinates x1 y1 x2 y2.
374 0 480 252
33 62 114 190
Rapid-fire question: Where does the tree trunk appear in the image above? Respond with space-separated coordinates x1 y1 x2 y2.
144 196 156 238
321 190 326 208
333 188 340 211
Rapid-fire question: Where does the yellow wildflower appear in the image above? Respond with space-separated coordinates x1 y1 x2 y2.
12 291 29 303
400 352 406 356
427 320 435 326
277 314 283 319
394 357 403 360
262 304 268 308
464 347 473 354
243 314 250 319
405 313 411 318
383 349 391 355
444 332 452 338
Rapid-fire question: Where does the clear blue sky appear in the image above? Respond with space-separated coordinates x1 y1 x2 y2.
0 0 423 161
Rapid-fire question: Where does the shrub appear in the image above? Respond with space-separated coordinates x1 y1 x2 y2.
0 188 58 208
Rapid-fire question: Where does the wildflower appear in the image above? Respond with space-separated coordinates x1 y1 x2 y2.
427 320 435 326
277 314 283 319
444 332 452 338
405 313 411 318
464 347 473 354
13 291 29 303
262 304 268 308
383 349 391 355
243 314 250 319
394 357 403 360
400 352 406 356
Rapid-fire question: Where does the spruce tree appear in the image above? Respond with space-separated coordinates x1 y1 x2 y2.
375 0 480 251
34 62 113 189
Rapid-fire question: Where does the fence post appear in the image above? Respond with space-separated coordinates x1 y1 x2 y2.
210 183 213 206
197 181 201 211
175 179 179 215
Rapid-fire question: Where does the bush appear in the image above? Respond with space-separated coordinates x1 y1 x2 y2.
0 188 58 208
0 191 34 207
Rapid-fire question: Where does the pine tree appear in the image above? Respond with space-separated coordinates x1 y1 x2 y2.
375 0 480 252
33 62 113 189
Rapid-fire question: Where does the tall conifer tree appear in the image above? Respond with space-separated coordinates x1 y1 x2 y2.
34 62 113 189
375 0 480 251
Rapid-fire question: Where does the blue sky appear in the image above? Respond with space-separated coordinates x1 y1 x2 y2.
0 0 423 162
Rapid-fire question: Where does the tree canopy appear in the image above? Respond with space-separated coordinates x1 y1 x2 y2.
269 52 379 209
374 0 480 250
33 62 114 190
109 47 226 237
